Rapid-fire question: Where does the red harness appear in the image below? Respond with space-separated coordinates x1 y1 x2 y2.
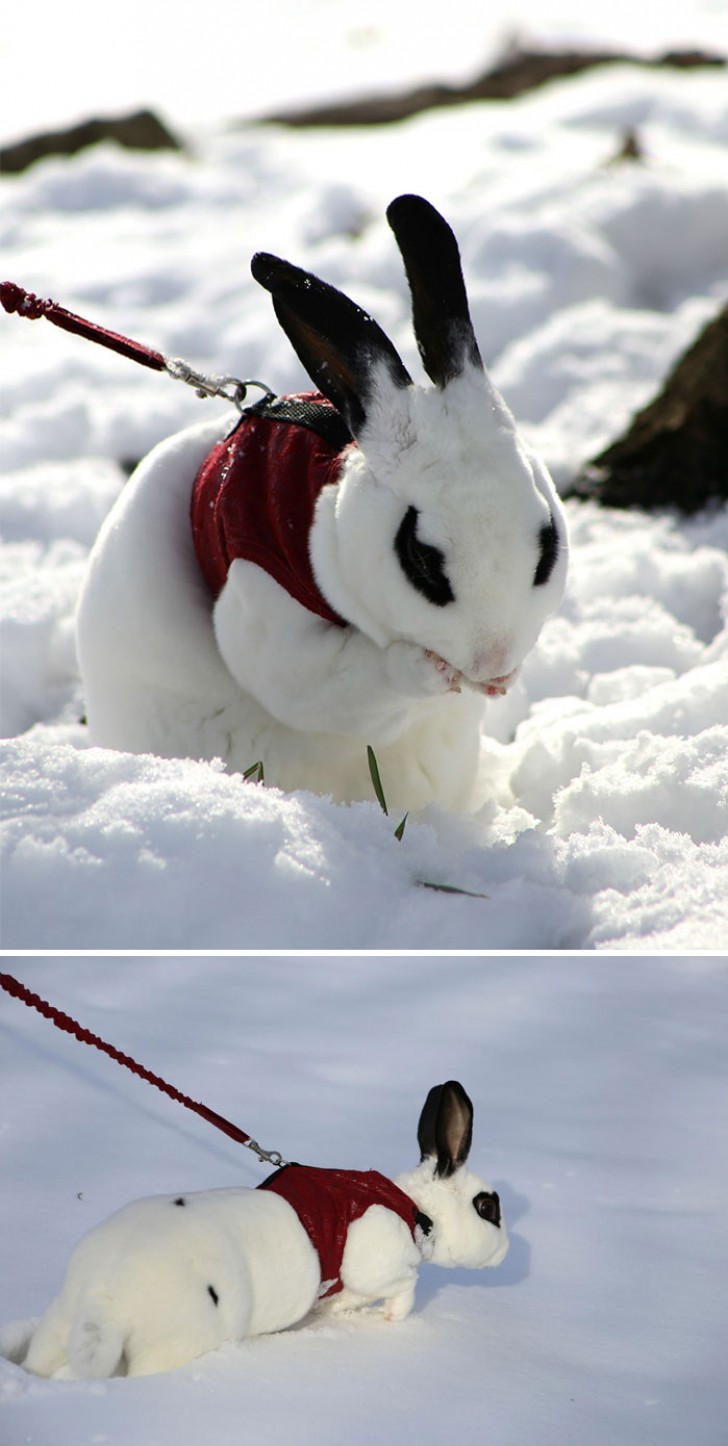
0 297 349 625
259 1164 424 1299
190 393 351 627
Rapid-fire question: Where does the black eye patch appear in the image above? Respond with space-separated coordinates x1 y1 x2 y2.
394 505 455 607
473 1190 501 1227
534 516 560 587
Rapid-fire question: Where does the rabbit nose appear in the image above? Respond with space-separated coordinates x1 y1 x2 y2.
471 642 511 682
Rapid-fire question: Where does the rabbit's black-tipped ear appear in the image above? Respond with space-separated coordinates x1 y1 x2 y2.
387 194 483 388
251 252 412 437
417 1080 474 1178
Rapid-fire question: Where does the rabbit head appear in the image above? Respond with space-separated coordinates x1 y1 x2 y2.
395 1080 509 1270
251 194 567 694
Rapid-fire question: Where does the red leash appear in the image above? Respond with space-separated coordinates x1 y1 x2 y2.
0 279 274 407
1 280 167 370
0 972 287 1167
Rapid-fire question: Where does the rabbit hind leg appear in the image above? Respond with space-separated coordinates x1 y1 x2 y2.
24 1297 73 1378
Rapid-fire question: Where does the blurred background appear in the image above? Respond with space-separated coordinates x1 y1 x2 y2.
2 0 725 143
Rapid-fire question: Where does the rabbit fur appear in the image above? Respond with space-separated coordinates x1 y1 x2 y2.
22 1081 507 1379
76 194 567 813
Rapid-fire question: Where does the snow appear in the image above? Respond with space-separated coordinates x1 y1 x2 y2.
1 955 728 1444
1 4 728 950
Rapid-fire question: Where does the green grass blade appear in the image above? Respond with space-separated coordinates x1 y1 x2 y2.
416 879 490 899
243 760 265 784
367 745 389 815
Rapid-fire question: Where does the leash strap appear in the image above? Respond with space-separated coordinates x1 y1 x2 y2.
0 972 288 1167
0 280 274 410
1 280 167 370
1 283 357 438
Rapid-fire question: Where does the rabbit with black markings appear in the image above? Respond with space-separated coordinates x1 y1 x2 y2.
22 1081 507 1379
76 195 567 812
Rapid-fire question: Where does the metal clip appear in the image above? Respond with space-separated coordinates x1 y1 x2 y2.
165 357 275 412
244 1138 289 1169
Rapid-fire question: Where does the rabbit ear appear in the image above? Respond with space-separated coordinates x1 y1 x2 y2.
251 252 413 437
417 1080 474 1178
386 194 483 388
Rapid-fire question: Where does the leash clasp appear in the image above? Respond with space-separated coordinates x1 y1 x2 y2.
165 358 275 411
244 1139 289 1169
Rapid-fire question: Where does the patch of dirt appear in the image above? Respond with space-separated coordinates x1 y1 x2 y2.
1 109 182 175
569 304 728 513
258 46 724 128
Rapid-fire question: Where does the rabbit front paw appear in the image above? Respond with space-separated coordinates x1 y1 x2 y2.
424 650 463 693
385 641 463 697
382 1280 417 1322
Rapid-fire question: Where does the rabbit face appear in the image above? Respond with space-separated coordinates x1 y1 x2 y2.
396 1080 509 1272
319 362 567 688
397 1158 509 1270
252 194 567 693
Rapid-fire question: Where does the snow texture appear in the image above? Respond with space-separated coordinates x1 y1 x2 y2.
1 956 727 1443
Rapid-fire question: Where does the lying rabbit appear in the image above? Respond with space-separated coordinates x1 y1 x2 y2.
23 1081 507 1379
76 195 567 812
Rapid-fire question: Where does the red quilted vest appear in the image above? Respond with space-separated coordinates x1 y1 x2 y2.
259 1164 424 1299
190 393 351 627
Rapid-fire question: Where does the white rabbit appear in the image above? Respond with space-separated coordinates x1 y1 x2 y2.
22 1081 507 1379
76 195 567 813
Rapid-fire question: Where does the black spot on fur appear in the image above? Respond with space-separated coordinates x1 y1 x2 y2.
174 1198 186 1207
534 516 559 587
208 1285 219 1306
395 505 455 606
414 1209 433 1235
473 1190 501 1227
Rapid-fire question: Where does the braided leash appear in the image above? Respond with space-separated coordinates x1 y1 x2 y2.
0 972 289 1168
0 280 274 409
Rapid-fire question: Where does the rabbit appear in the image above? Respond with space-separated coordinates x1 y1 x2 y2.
22 1081 508 1379
75 194 568 813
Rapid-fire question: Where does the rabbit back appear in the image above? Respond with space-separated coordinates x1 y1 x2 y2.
24 1187 321 1378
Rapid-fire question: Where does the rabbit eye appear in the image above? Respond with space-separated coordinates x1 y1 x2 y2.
534 516 559 587
473 1191 501 1227
395 506 455 607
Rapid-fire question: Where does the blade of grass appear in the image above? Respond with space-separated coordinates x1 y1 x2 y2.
367 744 388 815
367 747 409 841
243 760 265 783
416 879 490 899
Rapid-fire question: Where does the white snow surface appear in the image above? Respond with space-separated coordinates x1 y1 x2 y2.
1 5 728 950
1 955 727 1443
